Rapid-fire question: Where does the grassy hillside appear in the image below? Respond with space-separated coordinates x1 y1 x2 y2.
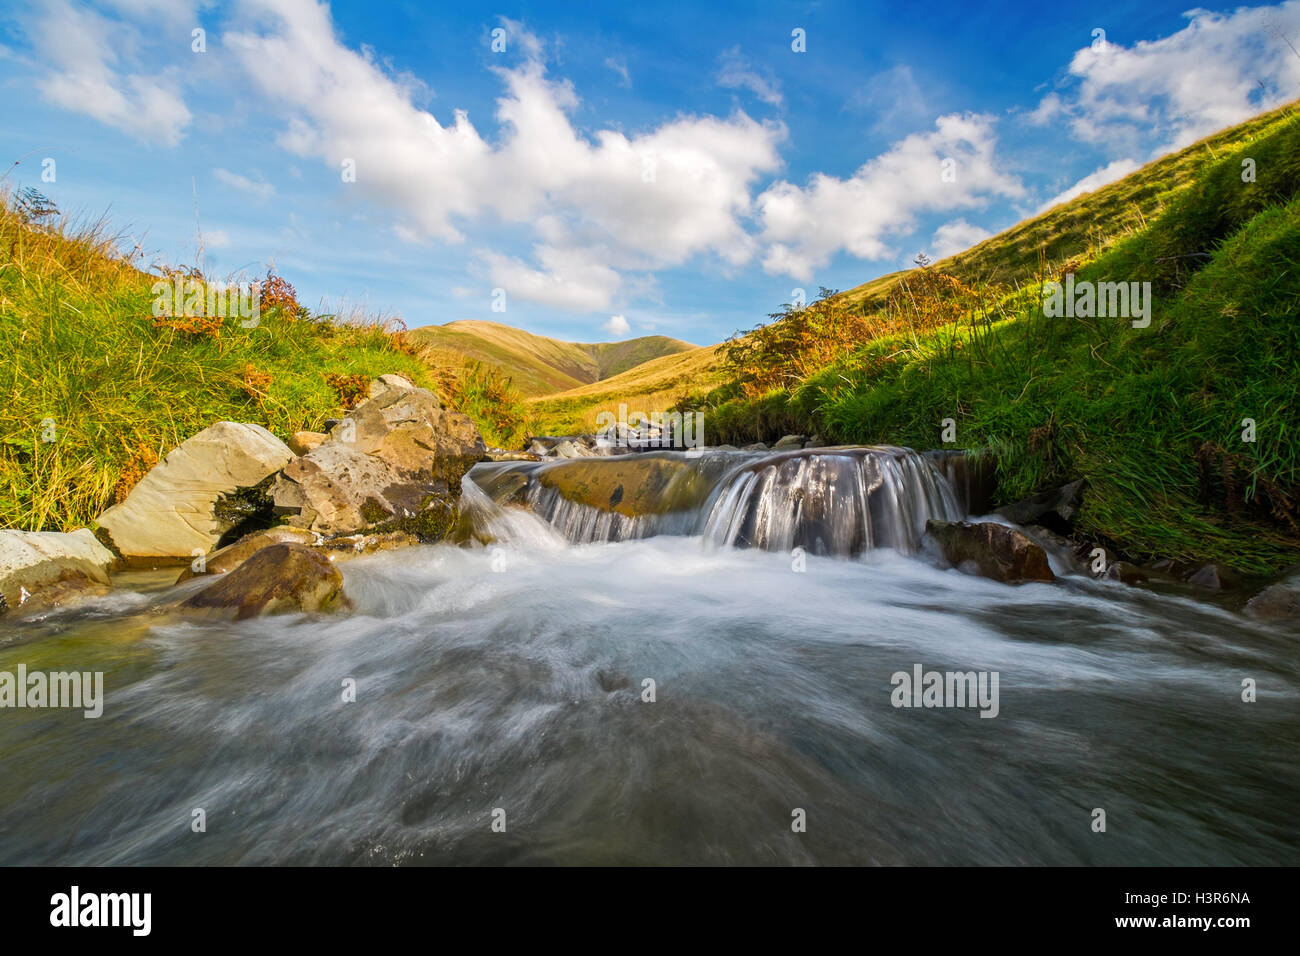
701 100 1300 574
0 192 531 533
408 319 693 397
528 343 728 434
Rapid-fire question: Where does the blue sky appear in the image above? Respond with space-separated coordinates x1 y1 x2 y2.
1 0 1298 345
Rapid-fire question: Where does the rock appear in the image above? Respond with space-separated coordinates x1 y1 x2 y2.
994 479 1084 533
926 519 1056 584
741 442 768 452
289 431 328 456
318 531 420 557
1187 562 1241 590
272 379 486 539
485 449 542 462
0 529 117 611
368 373 415 401
181 543 347 620
804 435 823 449
97 422 294 563
1104 561 1149 585
714 444 739 451
773 434 806 451
551 439 596 459
1245 579 1300 621
176 526 320 583
536 456 711 518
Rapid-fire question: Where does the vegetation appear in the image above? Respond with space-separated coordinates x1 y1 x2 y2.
699 101 1300 574
0 191 528 532
408 319 693 397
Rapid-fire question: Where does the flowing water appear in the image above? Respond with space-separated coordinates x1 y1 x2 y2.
0 447 1296 865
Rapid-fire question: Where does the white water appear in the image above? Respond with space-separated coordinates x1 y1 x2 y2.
1 451 1297 865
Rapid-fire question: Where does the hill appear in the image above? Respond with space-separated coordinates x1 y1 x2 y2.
408 319 694 397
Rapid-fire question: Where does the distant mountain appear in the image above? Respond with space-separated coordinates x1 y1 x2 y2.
407 319 695 397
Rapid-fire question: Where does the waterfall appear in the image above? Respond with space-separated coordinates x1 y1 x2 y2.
467 446 967 557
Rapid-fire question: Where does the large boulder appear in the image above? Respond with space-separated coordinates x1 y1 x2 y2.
926 519 1056 584
181 543 346 620
97 422 294 564
272 381 486 538
535 455 711 518
0 529 116 612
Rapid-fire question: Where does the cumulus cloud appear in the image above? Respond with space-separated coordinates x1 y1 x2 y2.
29 0 192 145
1035 3 1300 154
927 218 993 259
717 47 783 107
602 314 631 336
1036 158 1140 214
756 113 1024 280
225 2 785 311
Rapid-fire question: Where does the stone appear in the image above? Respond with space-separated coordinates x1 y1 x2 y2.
368 373 416 401
97 422 294 563
1104 561 1149 585
741 442 768 452
181 543 347 620
926 519 1056 584
0 529 117 611
1187 562 1241 590
773 434 806 451
1244 580 1300 621
536 456 711 518
804 435 823 449
271 380 486 539
994 479 1084 533
176 526 320 583
288 431 328 456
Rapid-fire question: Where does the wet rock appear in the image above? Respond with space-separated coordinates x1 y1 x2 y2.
181 543 347 620
741 442 768 452
318 531 420 557
994 479 1084 534
289 431 328 456
0 529 117 612
926 519 1055 584
272 379 486 539
1187 562 1241 590
536 456 711 518
485 449 542 462
804 435 823 449
552 439 594 459
1244 577 1300 621
97 422 294 563
773 434 806 451
176 526 320 583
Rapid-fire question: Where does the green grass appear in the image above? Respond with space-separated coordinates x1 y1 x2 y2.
703 103 1300 574
0 194 515 533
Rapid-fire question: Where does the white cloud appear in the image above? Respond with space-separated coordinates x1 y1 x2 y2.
604 56 630 88
214 168 276 200
928 218 993 259
717 46 783 107
756 113 1024 280
1036 158 1140 214
847 64 928 134
225 4 785 311
203 228 232 249
603 314 631 336
30 0 191 145
1035 2 1300 154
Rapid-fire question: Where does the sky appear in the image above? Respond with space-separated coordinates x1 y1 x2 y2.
1 0 1298 346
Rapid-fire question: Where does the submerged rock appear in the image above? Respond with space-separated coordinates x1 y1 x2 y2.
272 379 486 539
0 529 117 612
926 519 1055 584
181 543 347 620
97 422 294 564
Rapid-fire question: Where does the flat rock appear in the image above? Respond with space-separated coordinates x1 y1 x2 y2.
97 422 294 563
